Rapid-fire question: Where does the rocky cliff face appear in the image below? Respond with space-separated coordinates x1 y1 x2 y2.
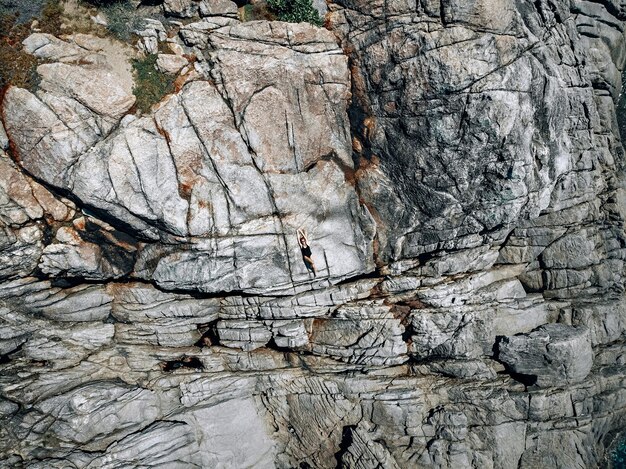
0 0 625 467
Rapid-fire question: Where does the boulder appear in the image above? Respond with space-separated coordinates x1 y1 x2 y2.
156 53 188 74
199 0 239 17
498 324 593 387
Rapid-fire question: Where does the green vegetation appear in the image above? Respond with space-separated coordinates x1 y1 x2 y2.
132 54 174 114
240 4 255 21
0 15 39 90
0 0 63 91
40 0 63 35
78 0 166 43
239 2 273 22
266 0 322 26
98 1 144 41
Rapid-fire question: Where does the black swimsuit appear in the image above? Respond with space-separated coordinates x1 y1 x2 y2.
300 245 312 258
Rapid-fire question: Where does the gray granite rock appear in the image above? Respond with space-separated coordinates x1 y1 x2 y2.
498 324 593 387
164 0 198 18
5 26 375 294
0 1 625 468
217 319 272 351
0 121 8 151
156 53 188 74
199 0 238 18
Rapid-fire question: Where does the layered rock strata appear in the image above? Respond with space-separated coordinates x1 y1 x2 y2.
0 0 625 467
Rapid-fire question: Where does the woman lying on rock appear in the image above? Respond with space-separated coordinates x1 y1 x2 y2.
297 228 317 277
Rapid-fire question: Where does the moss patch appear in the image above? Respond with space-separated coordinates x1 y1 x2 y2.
132 53 174 114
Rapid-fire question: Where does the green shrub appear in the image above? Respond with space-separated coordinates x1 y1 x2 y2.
82 0 167 42
267 0 322 26
240 3 254 21
99 1 144 41
239 2 274 22
132 54 173 113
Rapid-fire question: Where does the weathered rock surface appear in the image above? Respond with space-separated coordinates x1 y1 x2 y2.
4 24 375 294
0 0 625 467
164 0 238 18
498 324 593 387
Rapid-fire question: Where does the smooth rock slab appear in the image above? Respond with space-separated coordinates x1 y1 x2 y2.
498 324 593 387
3 62 135 188
31 381 169 451
17 22 377 294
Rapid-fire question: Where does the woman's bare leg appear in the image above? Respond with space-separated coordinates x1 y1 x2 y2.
304 256 317 277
